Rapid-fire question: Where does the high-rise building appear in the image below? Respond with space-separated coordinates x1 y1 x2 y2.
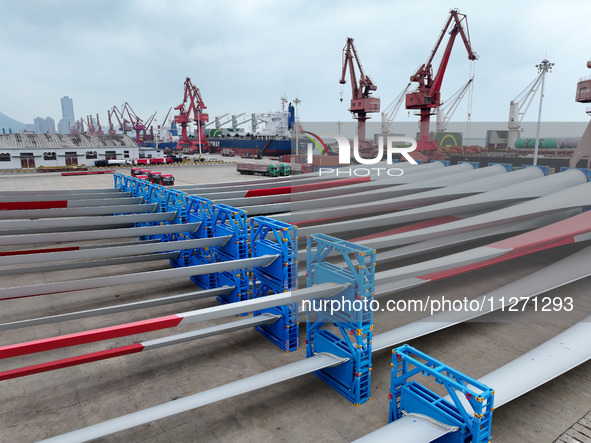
34 117 48 134
61 96 75 121
34 116 56 134
58 118 72 134
46 116 56 133
60 96 76 134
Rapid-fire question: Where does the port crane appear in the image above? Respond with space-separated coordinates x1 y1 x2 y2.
381 83 411 134
120 102 156 145
406 9 477 159
107 105 132 135
435 77 473 132
85 116 96 134
339 37 380 154
69 118 85 135
107 109 116 134
569 59 591 167
95 114 104 135
507 59 553 151
174 77 210 154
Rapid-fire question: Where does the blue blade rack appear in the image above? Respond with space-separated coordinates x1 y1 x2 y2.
389 344 494 443
211 204 249 306
185 196 217 285
306 233 376 405
250 216 298 352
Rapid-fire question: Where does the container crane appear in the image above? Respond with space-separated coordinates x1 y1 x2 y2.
435 77 473 132
507 59 553 150
69 119 84 135
143 111 157 142
95 114 104 135
381 83 411 134
86 115 97 134
121 102 148 145
107 106 122 134
109 105 132 134
339 37 380 154
406 9 477 159
174 77 210 154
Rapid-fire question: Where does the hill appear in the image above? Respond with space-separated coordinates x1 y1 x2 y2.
0 112 27 132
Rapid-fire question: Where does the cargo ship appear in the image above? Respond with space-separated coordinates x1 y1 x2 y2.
147 101 295 157
205 102 295 157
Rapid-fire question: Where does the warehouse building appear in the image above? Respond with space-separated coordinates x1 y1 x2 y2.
0 133 145 169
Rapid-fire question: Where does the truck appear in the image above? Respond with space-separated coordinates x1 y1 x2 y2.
107 159 131 166
279 163 291 176
236 162 282 177
221 148 235 157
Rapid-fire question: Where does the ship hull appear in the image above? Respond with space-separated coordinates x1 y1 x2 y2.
206 137 291 157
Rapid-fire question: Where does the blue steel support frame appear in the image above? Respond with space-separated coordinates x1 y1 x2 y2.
251 216 298 352
183 200 249 304
164 189 189 224
306 233 376 405
185 196 218 287
559 167 591 211
138 183 169 242
559 166 591 181
211 204 249 305
187 196 216 240
522 164 550 175
487 162 512 171
389 344 494 443
457 161 480 169
113 173 128 191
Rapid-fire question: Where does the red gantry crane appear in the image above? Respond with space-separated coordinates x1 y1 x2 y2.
107 107 118 134
69 119 84 135
95 114 104 135
120 102 156 145
339 38 380 154
406 9 477 159
108 105 132 135
86 115 97 134
174 77 210 154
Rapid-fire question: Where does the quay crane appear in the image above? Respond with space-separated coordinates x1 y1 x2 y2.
507 59 554 150
435 77 473 133
174 77 210 154
339 37 380 155
381 83 411 135
406 8 477 159
121 102 157 145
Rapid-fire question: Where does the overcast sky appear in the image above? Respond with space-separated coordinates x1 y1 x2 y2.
2 0 590 129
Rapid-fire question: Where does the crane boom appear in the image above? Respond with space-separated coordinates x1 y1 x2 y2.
436 77 474 132
381 83 411 134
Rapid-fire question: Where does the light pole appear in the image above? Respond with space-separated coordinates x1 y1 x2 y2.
294 97 301 155
197 110 202 157
533 59 554 165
